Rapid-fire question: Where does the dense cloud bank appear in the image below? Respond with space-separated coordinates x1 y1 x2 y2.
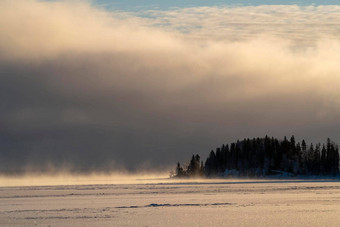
1 0 340 173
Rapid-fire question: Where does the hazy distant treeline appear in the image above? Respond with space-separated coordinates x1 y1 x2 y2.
172 136 340 178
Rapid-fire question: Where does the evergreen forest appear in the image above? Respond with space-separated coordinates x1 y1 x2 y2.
172 136 340 178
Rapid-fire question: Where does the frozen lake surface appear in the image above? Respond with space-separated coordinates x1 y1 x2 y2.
1 178 340 226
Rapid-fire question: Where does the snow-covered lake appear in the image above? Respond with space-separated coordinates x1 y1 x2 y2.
1 178 340 226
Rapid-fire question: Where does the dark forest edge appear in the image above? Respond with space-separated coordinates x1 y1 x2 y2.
170 136 340 178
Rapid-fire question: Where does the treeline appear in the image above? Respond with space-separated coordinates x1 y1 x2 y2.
173 136 339 178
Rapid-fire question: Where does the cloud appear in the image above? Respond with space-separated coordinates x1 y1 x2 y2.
1 0 340 173
143 5 340 45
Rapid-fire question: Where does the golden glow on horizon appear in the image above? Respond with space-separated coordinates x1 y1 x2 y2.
0 173 171 187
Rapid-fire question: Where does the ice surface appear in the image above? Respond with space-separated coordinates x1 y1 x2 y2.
1 179 340 226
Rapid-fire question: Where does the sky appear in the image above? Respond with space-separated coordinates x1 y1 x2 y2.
1 0 340 174
93 0 340 10
41 0 340 12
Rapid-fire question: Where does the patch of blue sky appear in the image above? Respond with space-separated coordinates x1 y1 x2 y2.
93 0 340 12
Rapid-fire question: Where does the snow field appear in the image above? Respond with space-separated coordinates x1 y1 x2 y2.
0 179 340 226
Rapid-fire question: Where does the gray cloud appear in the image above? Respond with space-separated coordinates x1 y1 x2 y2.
1 1 340 173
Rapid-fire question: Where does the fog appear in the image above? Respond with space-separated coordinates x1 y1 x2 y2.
1 0 340 173
0 172 172 187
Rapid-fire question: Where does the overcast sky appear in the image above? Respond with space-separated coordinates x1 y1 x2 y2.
1 0 340 173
